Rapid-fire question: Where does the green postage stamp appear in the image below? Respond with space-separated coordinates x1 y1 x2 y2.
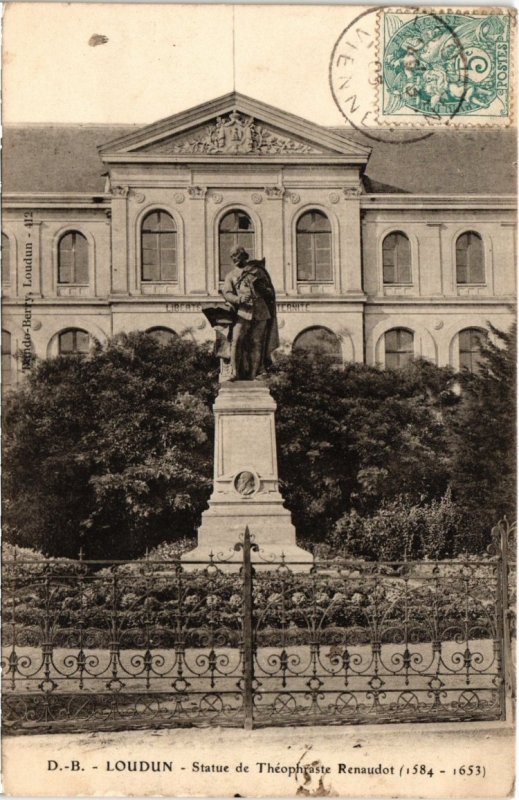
379 10 514 125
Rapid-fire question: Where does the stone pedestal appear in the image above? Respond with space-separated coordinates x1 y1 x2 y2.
182 381 313 571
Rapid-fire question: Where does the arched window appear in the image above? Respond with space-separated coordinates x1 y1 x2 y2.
58 329 90 357
384 328 414 368
219 211 255 281
58 231 89 285
456 232 484 284
296 211 332 282
2 330 12 388
382 232 411 284
147 327 178 346
293 326 342 363
2 233 11 285
459 328 485 374
141 211 177 282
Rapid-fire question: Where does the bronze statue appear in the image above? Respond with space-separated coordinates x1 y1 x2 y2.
203 247 279 381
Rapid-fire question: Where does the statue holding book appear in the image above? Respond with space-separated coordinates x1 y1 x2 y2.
202 246 279 381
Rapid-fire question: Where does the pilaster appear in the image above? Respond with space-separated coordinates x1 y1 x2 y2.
110 188 129 294
186 186 208 294
341 193 363 293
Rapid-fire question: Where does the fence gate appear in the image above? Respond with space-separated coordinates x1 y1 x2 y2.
2 520 515 733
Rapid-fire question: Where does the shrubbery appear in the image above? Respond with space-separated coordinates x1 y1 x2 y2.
326 491 474 560
2 548 497 648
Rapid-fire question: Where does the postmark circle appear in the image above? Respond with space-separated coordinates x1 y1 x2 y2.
329 6 480 144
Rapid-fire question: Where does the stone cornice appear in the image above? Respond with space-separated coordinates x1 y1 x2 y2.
3 193 111 209
361 195 517 210
100 154 369 166
3 192 514 211
365 297 516 307
2 294 369 308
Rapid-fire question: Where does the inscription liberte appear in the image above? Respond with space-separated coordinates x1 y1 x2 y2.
166 302 310 312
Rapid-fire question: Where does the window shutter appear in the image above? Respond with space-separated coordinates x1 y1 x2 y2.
76 331 90 354
219 233 235 281
297 233 314 280
459 328 484 373
142 232 160 281
396 235 411 283
467 234 484 283
58 234 73 284
385 328 413 368
382 239 396 284
456 233 484 285
314 233 332 281
74 234 89 284
160 232 177 281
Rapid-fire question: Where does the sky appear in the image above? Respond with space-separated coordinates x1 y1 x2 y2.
3 3 362 124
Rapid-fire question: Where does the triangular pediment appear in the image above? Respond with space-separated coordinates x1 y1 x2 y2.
136 116 323 156
98 92 371 162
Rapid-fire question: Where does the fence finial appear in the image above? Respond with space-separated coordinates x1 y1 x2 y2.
244 525 251 545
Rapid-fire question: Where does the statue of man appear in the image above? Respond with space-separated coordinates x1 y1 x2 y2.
220 246 279 381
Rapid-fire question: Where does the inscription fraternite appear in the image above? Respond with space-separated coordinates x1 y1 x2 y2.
140 111 321 155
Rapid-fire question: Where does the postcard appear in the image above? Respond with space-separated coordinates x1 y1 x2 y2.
1 3 516 797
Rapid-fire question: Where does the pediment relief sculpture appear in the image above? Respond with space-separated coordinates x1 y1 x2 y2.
138 111 321 155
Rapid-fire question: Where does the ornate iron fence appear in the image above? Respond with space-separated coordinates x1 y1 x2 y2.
2 520 515 734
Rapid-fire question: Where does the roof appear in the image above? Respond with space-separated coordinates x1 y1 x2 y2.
339 128 517 195
2 124 516 195
2 125 137 194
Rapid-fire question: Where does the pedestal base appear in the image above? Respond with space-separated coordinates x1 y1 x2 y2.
182 381 313 572
182 504 313 571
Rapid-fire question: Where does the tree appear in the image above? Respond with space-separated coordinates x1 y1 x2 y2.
448 322 516 547
268 354 457 544
3 333 218 559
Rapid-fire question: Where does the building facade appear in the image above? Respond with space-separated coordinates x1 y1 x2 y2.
2 93 516 389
